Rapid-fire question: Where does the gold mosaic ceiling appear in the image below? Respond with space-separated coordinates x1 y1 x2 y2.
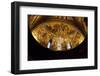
28 16 87 51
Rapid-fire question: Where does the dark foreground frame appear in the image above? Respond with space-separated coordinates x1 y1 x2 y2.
11 1 98 74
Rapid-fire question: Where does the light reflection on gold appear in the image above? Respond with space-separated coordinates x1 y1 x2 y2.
28 16 87 51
